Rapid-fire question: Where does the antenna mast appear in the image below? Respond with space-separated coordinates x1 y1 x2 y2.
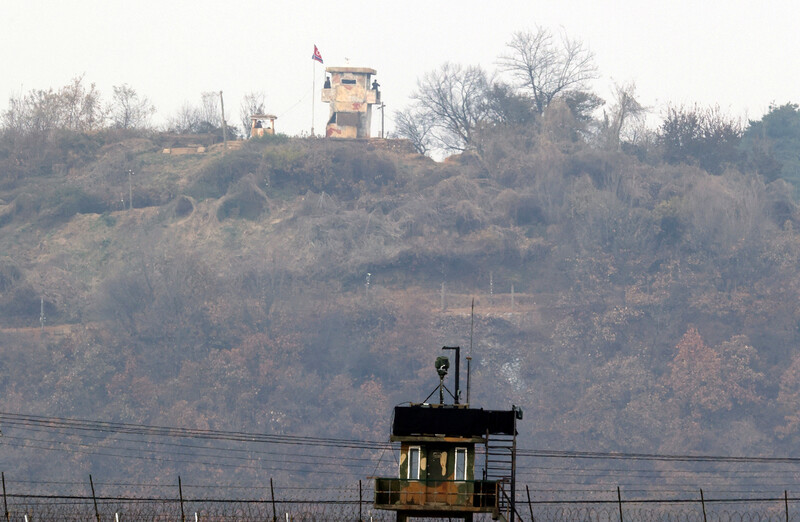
467 298 473 405
442 346 461 404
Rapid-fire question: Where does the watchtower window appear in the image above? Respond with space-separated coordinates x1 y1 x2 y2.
341 79 357 85
455 448 467 481
336 112 360 127
408 447 421 480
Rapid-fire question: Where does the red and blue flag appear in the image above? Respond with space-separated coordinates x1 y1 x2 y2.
312 45 324 64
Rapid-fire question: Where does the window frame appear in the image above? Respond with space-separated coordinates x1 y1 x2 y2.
408 446 421 480
454 447 467 481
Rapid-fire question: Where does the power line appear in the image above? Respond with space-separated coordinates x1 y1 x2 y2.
0 439 386 477
519 449 800 464
517 463 800 476
2 434 387 472
6 424 381 463
0 412 392 450
5 411 800 477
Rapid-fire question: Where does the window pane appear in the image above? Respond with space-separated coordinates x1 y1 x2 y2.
409 447 420 480
336 112 360 127
455 448 466 481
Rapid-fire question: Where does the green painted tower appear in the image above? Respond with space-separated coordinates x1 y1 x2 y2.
374 348 522 522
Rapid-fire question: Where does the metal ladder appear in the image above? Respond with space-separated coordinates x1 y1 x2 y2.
484 434 517 521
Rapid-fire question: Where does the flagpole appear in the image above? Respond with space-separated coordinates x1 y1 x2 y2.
311 59 315 137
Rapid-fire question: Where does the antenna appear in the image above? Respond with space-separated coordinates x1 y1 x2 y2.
435 356 449 405
442 346 460 404
467 298 474 405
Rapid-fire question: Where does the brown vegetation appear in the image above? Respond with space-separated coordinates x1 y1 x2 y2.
2 97 800 487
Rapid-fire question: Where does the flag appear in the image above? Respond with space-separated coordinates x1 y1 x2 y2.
312 45 324 64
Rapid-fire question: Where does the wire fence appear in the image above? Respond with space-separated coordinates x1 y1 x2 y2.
4 475 800 522
530 503 800 522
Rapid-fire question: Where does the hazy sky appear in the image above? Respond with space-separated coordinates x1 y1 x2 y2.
2 0 798 137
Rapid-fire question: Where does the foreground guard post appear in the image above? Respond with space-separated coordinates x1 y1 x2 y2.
374 347 523 522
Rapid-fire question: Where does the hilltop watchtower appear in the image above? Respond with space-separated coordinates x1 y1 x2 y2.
321 66 379 138
249 114 277 138
374 348 522 522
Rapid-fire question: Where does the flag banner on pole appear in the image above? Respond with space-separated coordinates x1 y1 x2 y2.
312 45 324 64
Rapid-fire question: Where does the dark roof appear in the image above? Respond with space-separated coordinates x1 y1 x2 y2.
392 405 517 438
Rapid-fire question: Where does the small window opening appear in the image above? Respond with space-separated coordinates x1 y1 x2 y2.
455 448 467 481
409 447 421 480
342 79 357 85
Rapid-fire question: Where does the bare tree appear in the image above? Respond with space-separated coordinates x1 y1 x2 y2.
166 93 221 134
239 91 266 138
411 63 491 152
602 82 646 149
499 27 598 114
1 89 55 136
2 76 105 135
166 102 201 133
59 75 105 131
199 91 220 124
394 107 435 155
109 84 155 130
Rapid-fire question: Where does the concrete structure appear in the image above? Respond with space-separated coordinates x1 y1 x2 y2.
321 66 379 138
250 114 277 138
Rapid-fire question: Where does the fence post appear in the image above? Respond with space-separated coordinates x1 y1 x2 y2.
786 490 790 522
178 476 185 522
617 486 624 522
526 485 535 522
359 479 363 522
2 472 9 522
700 489 707 522
89 474 101 522
270 478 277 522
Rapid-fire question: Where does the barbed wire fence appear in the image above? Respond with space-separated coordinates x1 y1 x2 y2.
4 473 800 522
1 473 399 522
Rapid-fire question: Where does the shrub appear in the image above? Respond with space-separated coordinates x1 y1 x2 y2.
38 186 107 225
0 284 43 321
190 149 261 199
174 196 194 218
216 176 268 221
0 260 22 292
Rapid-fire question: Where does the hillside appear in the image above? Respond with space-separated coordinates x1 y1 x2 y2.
2 118 800 486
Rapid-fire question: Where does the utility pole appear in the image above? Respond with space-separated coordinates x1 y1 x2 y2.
219 91 228 152
128 169 133 210
378 102 386 138
39 297 45 331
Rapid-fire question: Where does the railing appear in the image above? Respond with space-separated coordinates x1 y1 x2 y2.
374 478 498 511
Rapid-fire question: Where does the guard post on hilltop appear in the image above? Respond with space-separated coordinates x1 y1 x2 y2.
249 114 277 138
321 66 379 139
